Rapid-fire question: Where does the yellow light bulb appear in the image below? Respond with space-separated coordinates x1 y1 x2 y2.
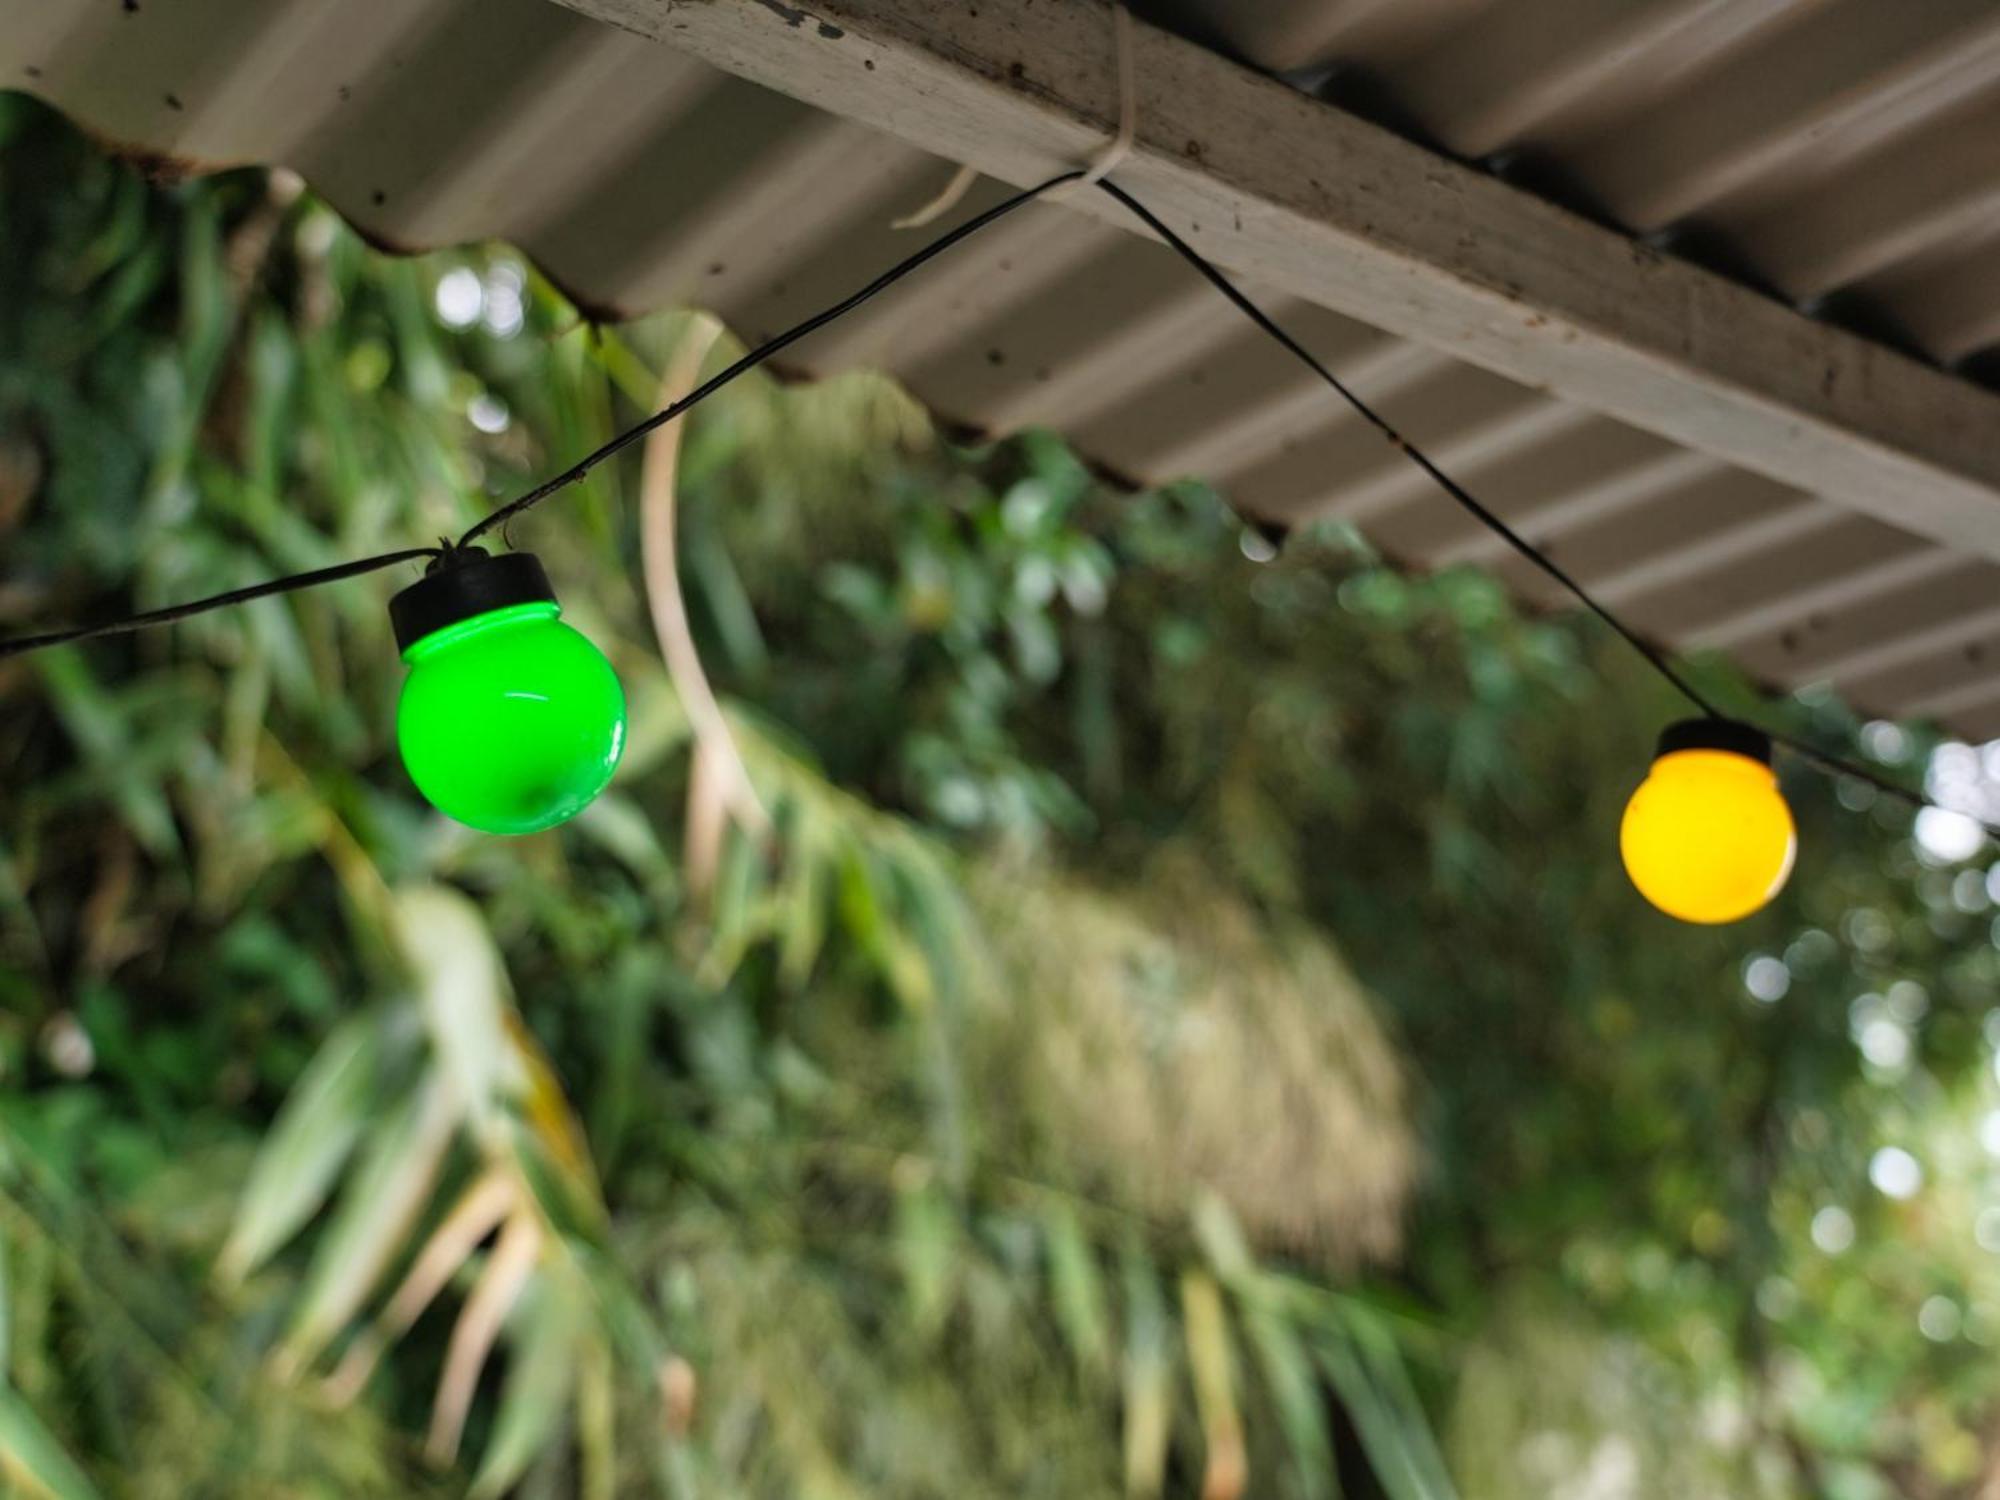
1620 719 1796 924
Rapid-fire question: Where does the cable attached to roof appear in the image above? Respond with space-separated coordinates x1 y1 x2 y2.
892 0 1134 228
456 171 1084 549
0 164 1987 840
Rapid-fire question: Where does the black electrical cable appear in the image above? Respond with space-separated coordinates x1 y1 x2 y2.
456 170 1087 548
0 546 441 661
0 164 1987 839
1089 179 1726 724
1084 179 1999 839
1768 729 1984 832
0 172 1087 661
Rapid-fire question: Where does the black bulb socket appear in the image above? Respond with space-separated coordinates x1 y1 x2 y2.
389 548 557 654
1654 716 1772 766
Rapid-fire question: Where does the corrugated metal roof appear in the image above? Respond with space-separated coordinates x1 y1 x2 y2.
8 0 2000 734
1145 0 2000 375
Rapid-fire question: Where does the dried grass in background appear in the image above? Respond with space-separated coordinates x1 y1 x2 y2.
970 853 1415 1267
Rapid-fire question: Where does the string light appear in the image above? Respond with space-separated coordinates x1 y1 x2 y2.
389 549 625 835
1620 720 1797 924
0 170 1990 897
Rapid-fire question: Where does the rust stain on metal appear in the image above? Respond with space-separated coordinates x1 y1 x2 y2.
75 124 201 185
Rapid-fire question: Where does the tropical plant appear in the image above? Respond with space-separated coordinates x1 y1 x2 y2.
0 94 1446 1498
5 86 2000 1500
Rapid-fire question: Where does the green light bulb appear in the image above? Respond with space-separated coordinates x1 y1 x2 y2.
390 551 625 835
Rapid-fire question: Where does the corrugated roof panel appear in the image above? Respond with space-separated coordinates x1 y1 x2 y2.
1152 0 2000 377
5 0 1999 735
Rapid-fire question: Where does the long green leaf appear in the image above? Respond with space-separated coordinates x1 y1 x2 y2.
1313 1330 1445 1500
1244 1300 1337 1500
776 801 830 990
576 1329 615 1500
279 1069 456 1375
1042 1201 1111 1377
1347 1314 1458 1500
1191 1189 1256 1283
393 885 518 1145
0 1224 10 1375
32 650 179 858
1119 1241 1174 1499
0 1387 102 1500
219 1014 381 1282
893 1175 955 1339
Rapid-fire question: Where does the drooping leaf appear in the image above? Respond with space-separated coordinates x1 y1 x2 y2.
893 1171 956 1339
1042 1200 1111 1377
393 885 518 1146
0 1221 11 1371
575 1327 616 1500
1244 1300 1337 1500
278 1069 457 1376
0 1387 102 1500
1120 1240 1175 1500
776 801 830 991
1182 1270 1246 1500
1313 1329 1449 1500
1346 1312 1458 1500
219 1014 382 1283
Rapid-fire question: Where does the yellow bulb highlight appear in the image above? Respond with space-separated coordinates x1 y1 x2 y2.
1620 748 1796 924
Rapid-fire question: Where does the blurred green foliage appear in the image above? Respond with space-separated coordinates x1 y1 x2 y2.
2 91 1999 1500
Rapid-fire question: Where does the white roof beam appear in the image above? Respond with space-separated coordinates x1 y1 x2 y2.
551 0 2000 558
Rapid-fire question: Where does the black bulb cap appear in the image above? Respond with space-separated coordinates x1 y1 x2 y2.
1655 716 1771 766
390 548 557 654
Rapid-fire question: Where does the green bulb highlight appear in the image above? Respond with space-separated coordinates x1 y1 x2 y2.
396 601 625 835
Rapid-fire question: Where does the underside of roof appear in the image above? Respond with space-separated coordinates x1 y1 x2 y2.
7 0 2000 735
